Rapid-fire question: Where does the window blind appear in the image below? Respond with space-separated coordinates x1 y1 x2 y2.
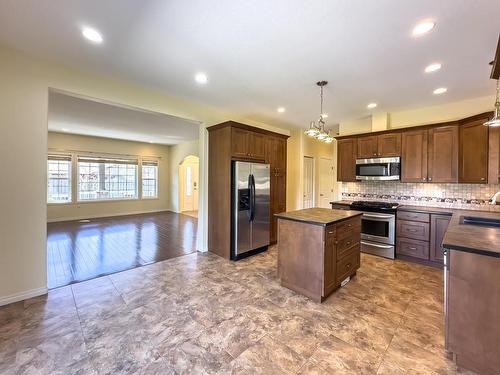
77 156 138 165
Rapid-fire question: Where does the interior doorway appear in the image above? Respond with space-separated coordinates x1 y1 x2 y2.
303 156 314 208
318 157 334 208
179 155 199 216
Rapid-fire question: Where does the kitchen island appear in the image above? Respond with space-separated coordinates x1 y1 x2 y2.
442 210 500 375
275 208 362 302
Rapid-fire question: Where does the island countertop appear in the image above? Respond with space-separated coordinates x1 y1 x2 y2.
275 208 362 226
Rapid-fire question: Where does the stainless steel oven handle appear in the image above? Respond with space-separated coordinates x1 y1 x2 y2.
362 213 394 219
361 241 394 249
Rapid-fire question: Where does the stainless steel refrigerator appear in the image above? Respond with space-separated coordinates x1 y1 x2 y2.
232 161 270 260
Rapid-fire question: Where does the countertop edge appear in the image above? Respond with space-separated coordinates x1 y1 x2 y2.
443 244 500 258
274 212 362 226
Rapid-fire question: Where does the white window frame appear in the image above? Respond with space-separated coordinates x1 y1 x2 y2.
141 159 159 200
47 153 73 205
76 155 139 203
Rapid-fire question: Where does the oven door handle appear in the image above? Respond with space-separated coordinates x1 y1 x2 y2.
361 241 394 249
362 213 394 219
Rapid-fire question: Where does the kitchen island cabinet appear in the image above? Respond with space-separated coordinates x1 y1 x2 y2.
275 208 362 302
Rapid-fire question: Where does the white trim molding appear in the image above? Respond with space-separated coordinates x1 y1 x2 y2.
47 208 171 223
0 286 48 307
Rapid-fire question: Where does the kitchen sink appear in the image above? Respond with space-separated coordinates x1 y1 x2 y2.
461 216 500 228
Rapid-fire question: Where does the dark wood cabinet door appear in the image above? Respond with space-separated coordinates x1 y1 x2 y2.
377 133 401 157
401 129 428 182
357 136 378 158
231 127 249 158
459 119 489 183
267 136 287 244
323 235 336 296
337 139 357 182
249 132 266 160
488 126 500 184
430 214 451 264
428 126 459 183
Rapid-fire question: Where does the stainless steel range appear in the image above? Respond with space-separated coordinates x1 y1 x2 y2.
348 201 399 259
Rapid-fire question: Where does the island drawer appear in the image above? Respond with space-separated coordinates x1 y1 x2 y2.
396 237 429 259
397 220 430 241
397 211 430 223
336 233 361 259
325 225 336 242
336 245 360 283
336 217 361 240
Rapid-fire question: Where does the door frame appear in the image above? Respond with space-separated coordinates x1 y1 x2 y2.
302 155 315 209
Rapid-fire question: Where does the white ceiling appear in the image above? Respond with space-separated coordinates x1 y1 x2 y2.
48 91 200 145
1 0 499 129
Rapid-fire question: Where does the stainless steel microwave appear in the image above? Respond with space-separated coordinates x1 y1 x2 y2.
356 157 400 181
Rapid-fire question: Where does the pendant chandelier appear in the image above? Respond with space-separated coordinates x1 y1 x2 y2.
484 79 500 127
304 81 334 143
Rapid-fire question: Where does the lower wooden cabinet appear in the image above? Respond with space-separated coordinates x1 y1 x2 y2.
396 210 451 266
430 214 451 263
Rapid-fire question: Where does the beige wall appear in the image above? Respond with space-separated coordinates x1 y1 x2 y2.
339 95 495 136
47 132 171 222
286 129 336 211
0 44 288 305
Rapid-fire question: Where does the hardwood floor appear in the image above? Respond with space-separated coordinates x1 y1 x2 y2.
47 211 197 289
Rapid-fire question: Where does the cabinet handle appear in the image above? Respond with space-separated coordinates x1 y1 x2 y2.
422 177 426 181
346 241 351 246
328 231 334 234
428 177 432 181
408 229 418 232
373 153 377 156
481 177 485 181
346 263 351 269
409 247 417 250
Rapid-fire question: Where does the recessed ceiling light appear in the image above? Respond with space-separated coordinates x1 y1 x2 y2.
412 21 435 36
81 27 103 44
433 87 447 95
425 63 442 73
149 141 154 144
194 72 208 84
277 107 286 113
61 128 69 132
367 103 377 109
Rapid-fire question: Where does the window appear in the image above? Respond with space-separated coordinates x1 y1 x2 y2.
47 154 72 203
142 159 159 199
77 156 138 201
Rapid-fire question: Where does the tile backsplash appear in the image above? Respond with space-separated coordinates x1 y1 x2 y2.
341 182 500 211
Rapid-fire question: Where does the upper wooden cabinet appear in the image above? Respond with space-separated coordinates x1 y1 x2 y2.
337 138 357 182
231 127 266 160
357 136 378 158
459 116 489 183
357 133 401 159
428 126 459 183
401 129 428 182
378 133 401 157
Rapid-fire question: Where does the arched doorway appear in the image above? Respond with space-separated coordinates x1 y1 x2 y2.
179 155 199 217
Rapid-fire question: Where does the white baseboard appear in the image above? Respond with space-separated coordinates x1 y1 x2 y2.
47 208 171 223
0 286 48 306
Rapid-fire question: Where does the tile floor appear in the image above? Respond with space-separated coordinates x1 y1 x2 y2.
0 247 461 374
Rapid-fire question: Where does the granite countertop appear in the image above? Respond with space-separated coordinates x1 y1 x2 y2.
442 210 500 258
330 200 354 206
275 208 362 226
398 205 454 215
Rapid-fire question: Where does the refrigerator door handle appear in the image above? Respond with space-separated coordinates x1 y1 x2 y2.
249 174 256 222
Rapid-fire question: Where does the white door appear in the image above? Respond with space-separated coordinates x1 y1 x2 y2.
319 158 334 208
303 156 314 208
183 163 199 211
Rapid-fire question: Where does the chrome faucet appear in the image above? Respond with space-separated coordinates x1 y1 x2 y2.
491 191 500 205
